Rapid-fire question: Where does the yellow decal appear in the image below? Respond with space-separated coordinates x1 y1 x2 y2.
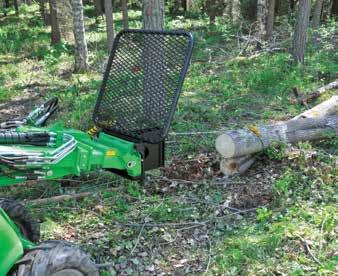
106 149 117 157
248 125 261 136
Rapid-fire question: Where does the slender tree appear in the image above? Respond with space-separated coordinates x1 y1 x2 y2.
206 0 217 26
266 0 276 40
104 0 114 53
231 0 241 24
331 0 338 17
71 0 89 72
94 0 103 17
257 0 266 40
39 0 49 25
291 0 311 64
121 0 129 29
49 0 61 45
13 0 19 14
312 0 323 27
142 0 164 30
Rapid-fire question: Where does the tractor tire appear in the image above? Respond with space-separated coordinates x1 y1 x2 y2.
12 241 99 276
0 198 40 242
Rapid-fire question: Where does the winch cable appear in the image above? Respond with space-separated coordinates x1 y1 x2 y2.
0 97 59 130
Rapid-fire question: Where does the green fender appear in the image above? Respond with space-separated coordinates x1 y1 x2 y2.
0 208 34 276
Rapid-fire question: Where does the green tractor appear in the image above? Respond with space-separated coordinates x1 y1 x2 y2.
0 30 194 274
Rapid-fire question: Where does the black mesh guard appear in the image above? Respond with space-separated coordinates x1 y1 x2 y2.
93 29 194 143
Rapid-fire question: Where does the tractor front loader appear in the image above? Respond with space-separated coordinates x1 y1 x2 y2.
0 29 194 275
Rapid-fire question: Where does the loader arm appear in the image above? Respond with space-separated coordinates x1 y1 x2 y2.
0 30 194 187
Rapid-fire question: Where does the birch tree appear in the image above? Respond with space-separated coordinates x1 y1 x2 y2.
104 0 114 53
71 0 89 72
257 0 266 40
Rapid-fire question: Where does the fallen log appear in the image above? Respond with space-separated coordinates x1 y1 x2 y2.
294 95 337 119
218 97 338 175
216 115 337 159
290 79 338 105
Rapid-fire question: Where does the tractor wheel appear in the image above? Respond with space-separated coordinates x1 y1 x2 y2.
12 241 99 276
0 198 40 242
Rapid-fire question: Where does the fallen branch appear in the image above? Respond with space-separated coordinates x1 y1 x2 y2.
290 79 338 105
296 234 322 265
294 95 337 119
29 192 92 205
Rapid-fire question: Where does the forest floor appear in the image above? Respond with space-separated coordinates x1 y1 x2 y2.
0 4 337 275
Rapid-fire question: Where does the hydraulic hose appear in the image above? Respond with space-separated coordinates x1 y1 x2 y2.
0 97 59 130
0 132 56 146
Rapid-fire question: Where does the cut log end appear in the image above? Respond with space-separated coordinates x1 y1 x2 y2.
215 134 236 158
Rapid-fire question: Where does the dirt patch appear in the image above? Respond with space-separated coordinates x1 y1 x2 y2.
0 94 42 121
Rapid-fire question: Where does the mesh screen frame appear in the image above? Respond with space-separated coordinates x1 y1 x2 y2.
93 29 194 144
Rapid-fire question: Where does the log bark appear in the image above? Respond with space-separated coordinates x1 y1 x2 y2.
220 156 256 176
216 115 337 158
294 95 338 119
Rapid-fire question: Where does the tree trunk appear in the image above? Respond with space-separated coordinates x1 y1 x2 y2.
312 0 323 27
14 0 19 14
57 0 74 42
257 0 266 40
291 0 311 64
71 0 89 72
49 0 61 45
225 0 232 18
332 0 338 17
39 0 49 25
231 0 241 24
170 0 181 15
206 0 217 26
142 0 164 30
265 0 275 40
94 0 103 17
290 0 296 11
121 0 129 29
104 0 114 53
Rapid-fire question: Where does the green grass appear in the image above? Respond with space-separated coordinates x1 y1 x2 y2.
0 3 337 275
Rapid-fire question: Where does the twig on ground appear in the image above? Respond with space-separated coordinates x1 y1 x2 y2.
296 234 322 265
319 213 328 253
29 192 92 205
